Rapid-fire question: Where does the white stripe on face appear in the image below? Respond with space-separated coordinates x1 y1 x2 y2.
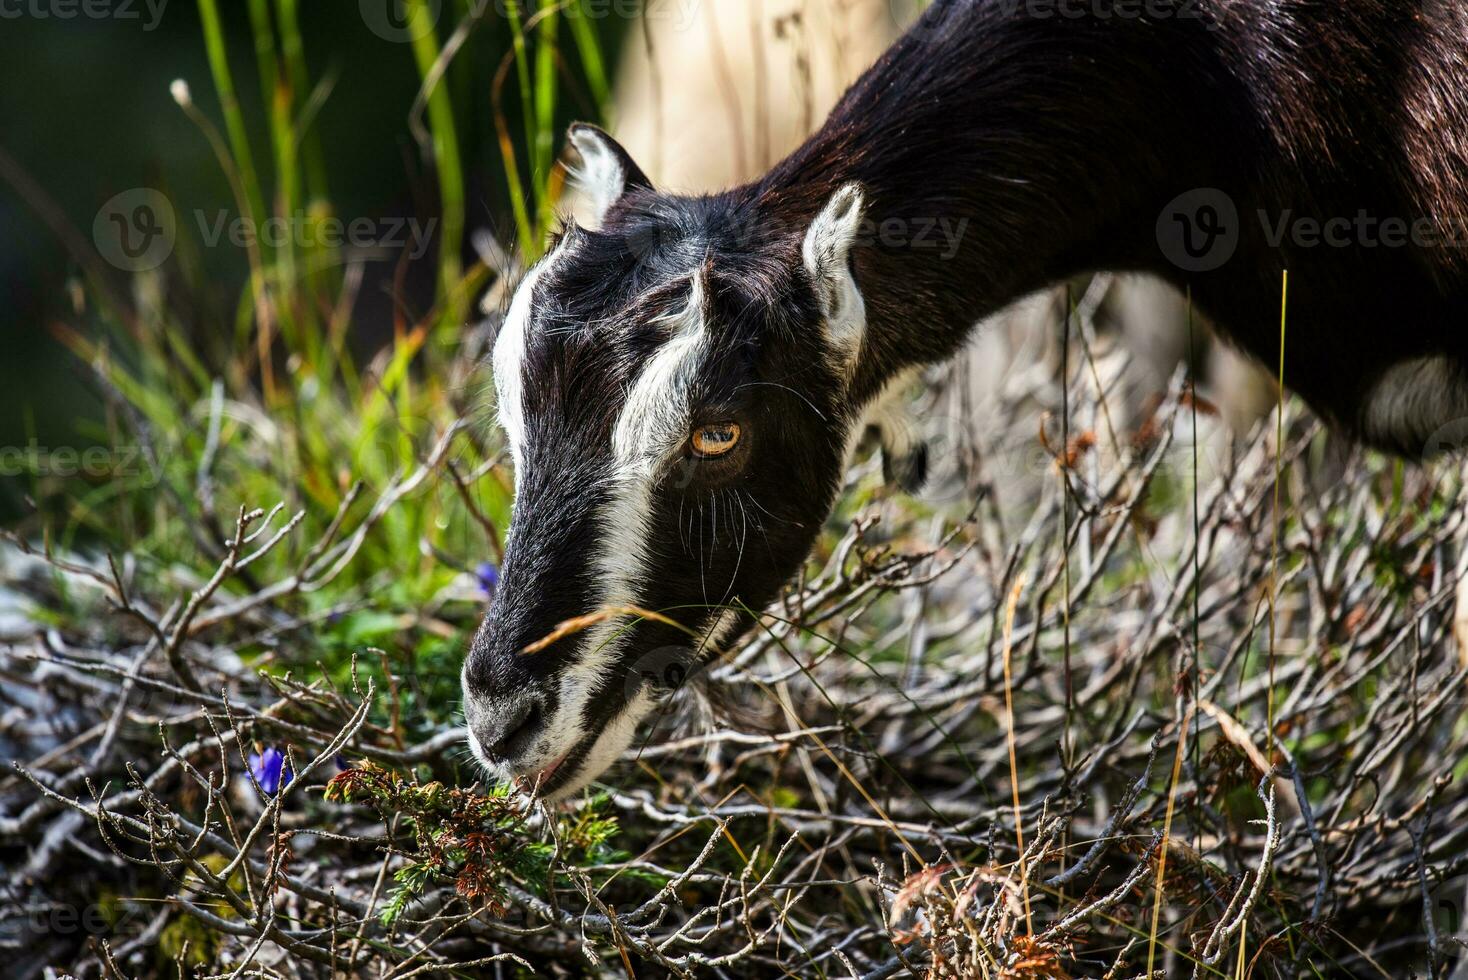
611 273 710 474
493 253 560 480
490 260 720 791
540 688 656 800
549 273 713 754
544 605 740 799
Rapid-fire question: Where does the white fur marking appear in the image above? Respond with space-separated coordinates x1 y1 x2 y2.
851 367 921 462
704 608 743 654
482 254 722 797
493 256 559 478
803 182 869 377
544 607 733 801
611 277 710 469
549 274 714 767
568 127 629 228
540 689 656 801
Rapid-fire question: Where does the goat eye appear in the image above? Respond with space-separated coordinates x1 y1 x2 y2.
691 423 741 458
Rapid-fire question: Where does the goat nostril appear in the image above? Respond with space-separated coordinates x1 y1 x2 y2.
480 699 543 762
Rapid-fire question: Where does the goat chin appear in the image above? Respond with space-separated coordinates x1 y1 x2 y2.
527 689 656 803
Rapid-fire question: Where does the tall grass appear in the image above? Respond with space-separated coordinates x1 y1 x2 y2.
48 0 602 726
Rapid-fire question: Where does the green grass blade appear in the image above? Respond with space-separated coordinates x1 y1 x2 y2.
565 1 610 120
502 0 540 216
196 0 267 243
532 4 560 234
406 0 466 326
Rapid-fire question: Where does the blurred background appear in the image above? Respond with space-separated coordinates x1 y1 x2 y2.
0 0 1272 531
0 0 631 522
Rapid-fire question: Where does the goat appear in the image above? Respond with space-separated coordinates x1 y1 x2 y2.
462 0 1468 799
605 0 1275 476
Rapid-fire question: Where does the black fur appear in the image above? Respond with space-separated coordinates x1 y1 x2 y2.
757 0 1468 448
466 0 1468 791
463 213 852 792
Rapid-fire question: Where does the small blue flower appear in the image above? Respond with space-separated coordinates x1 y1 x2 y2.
249 747 293 795
475 561 500 599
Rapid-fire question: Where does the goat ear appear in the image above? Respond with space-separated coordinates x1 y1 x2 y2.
567 123 651 226
802 182 868 372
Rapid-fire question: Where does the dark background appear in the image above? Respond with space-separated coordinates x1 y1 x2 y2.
0 1 626 467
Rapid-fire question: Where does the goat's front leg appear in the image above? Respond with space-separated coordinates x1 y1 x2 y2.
858 367 929 494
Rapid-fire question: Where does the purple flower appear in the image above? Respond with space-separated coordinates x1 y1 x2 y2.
475 561 500 599
249 747 293 795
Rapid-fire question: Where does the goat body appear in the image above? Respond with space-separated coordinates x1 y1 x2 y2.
755 0 1468 453
463 0 1468 799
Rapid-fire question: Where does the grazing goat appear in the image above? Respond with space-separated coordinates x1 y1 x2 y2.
604 0 1275 478
463 0 1468 799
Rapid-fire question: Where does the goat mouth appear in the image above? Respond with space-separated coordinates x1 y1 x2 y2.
511 752 564 794
537 751 569 784
517 735 591 799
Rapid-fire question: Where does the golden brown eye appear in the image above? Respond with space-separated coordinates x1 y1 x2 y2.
691 423 741 458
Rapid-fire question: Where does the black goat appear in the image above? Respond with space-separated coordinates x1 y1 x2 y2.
462 0 1468 798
